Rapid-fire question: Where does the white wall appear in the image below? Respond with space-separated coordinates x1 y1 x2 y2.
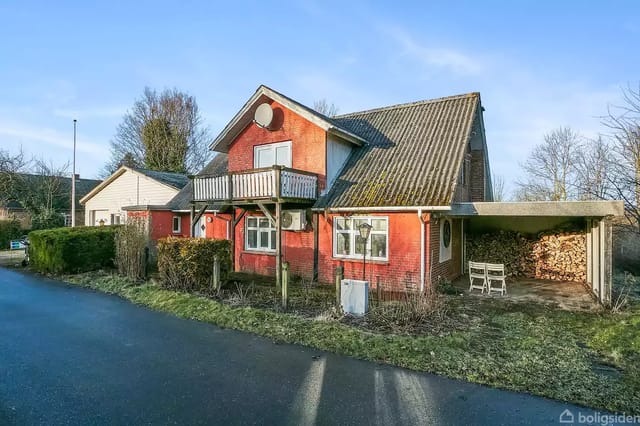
325 135 352 194
83 170 179 226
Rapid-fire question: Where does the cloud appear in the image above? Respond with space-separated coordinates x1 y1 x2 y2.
380 24 483 75
53 106 127 120
0 120 107 157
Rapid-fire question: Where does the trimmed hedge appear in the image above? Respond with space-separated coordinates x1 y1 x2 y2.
0 220 23 250
29 226 119 274
157 237 231 293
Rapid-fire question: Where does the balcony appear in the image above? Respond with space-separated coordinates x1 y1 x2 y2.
193 166 318 203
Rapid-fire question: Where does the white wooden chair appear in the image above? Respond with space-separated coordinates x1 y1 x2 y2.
468 261 487 293
486 263 507 296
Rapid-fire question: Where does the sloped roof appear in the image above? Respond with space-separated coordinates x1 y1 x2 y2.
166 154 228 211
1 174 101 210
80 166 188 204
315 93 480 208
133 168 189 190
210 85 367 153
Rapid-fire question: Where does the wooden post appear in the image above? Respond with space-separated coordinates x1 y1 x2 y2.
376 275 382 306
212 255 220 292
275 202 282 292
282 261 289 309
335 266 343 307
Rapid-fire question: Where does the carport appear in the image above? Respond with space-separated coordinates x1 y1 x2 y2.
450 201 625 305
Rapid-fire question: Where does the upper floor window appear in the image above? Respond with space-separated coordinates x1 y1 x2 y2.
254 141 292 168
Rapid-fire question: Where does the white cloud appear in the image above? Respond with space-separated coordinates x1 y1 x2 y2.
380 24 483 76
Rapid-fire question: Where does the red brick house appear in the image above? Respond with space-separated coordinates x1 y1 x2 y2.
191 85 494 290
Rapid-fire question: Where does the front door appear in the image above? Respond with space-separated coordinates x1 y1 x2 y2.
193 217 205 238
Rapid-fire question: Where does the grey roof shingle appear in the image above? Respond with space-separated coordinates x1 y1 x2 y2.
166 154 228 211
315 93 480 208
134 168 190 190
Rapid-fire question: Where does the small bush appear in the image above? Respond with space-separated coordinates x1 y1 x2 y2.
31 210 65 230
157 237 231 293
367 286 448 333
29 226 118 274
115 218 148 281
0 219 23 249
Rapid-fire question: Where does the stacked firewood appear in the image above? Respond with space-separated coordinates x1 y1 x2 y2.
531 232 586 282
466 230 586 282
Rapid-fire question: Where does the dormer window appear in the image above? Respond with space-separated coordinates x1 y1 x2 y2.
254 141 292 168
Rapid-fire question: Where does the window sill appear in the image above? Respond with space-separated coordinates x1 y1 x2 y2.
332 256 389 265
243 250 276 256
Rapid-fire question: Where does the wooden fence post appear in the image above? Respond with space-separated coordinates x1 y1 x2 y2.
212 255 220 292
282 261 289 309
335 266 343 308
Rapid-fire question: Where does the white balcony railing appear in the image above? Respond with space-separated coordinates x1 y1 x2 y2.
193 167 318 202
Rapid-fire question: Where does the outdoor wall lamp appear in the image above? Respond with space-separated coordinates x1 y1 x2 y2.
358 222 373 281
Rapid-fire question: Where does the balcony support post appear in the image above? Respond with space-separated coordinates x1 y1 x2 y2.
256 202 275 227
275 201 282 292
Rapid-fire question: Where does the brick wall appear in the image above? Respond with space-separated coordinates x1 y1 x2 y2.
429 217 463 283
227 100 328 190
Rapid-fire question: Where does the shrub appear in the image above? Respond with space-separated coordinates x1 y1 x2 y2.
115 218 148 281
31 210 65 230
0 219 23 249
157 237 231 293
29 226 118 274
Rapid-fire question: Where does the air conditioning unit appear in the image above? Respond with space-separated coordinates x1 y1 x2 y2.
281 210 306 231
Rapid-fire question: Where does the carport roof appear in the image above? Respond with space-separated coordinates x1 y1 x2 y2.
450 201 624 217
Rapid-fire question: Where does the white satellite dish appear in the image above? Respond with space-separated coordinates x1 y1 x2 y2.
254 103 274 129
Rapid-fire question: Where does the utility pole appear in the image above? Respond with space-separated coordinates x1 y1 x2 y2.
71 119 77 227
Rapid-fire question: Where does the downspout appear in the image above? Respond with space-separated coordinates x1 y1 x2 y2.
420 214 425 292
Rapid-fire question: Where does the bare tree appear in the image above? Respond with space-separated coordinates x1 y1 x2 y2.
602 83 640 231
491 173 507 201
0 147 28 204
104 87 212 176
515 127 582 201
313 99 339 117
575 136 613 200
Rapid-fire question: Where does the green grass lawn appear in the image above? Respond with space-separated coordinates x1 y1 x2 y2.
63 270 640 415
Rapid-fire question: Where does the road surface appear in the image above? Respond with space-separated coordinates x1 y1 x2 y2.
0 267 608 425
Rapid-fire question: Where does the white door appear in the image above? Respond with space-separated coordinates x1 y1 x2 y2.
254 141 292 168
193 217 205 238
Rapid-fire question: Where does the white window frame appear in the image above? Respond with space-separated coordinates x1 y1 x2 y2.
333 216 389 261
253 141 292 168
245 216 276 252
172 215 181 233
440 218 452 263
110 213 121 225
63 213 72 227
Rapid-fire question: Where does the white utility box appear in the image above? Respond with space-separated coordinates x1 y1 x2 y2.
341 279 369 316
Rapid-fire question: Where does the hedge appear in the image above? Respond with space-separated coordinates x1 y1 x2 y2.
157 237 231 293
0 220 23 250
29 226 119 274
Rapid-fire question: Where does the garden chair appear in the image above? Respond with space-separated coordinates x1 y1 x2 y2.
468 261 487 293
486 263 507 296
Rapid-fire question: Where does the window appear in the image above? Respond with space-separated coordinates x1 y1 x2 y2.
172 216 181 233
245 216 276 252
254 141 292 168
63 213 72 227
333 216 388 261
110 213 121 225
440 218 452 262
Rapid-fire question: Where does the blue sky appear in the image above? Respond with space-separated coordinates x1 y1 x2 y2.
1 1 638 195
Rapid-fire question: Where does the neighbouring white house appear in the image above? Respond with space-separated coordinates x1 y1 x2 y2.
79 166 189 226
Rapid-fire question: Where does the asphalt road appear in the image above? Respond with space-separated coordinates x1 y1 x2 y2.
0 267 609 425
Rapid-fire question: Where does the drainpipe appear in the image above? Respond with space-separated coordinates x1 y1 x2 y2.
418 209 426 292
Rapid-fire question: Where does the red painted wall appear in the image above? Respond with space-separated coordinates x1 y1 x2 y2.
203 213 231 240
149 211 190 240
227 100 328 190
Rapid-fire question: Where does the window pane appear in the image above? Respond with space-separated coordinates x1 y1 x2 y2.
372 218 387 231
371 234 387 258
247 230 257 248
259 218 270 228
256 147 274 168
355 235 366 255
353 219 366 230
275 145 292 167
335 217 349 230
260 231 269 248
247 217 257 227
271 230 276 249
336 233 351 255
